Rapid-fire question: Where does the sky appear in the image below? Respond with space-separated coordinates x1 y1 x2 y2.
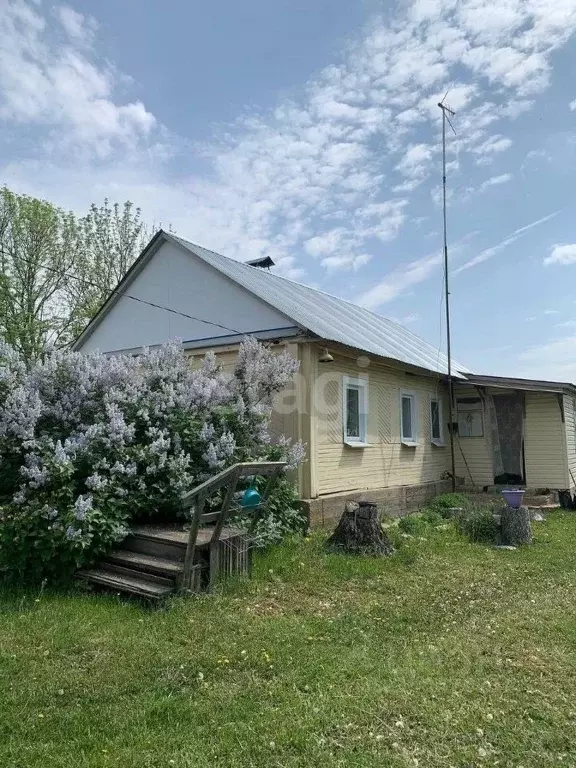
1 0 576 381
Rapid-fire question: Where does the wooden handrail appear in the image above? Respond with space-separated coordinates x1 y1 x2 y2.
180 461 286 509
178 460 287 594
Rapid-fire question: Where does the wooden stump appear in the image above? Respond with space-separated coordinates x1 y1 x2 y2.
500 504 532 546
325 501 395 556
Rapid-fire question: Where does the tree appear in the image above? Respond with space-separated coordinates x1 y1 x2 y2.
0 187 81 362
0 188 154 363
67 200 152 340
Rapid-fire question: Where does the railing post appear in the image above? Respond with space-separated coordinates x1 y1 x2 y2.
210 466 241 544
180 493 205 593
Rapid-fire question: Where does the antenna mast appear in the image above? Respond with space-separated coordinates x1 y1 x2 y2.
438 95 457 492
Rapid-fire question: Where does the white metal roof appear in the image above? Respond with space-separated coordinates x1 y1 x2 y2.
170 234 469 378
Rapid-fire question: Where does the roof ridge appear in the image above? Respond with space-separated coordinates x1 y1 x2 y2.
170 234 426 339
168 232 469 376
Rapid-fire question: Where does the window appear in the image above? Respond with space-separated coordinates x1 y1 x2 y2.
400 391 418 445
342 376 368 445
430 397 444 445
457 397 484 437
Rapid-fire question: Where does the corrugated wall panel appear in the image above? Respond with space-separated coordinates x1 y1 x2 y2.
524 392 568 489
564 394 576 490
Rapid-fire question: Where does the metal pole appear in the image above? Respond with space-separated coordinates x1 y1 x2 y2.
439 103 457 492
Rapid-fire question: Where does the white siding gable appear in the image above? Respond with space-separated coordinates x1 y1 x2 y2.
77 240 295 353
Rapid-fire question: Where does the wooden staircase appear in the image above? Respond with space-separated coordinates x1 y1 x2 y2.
77 526 192 601
76 461 287 601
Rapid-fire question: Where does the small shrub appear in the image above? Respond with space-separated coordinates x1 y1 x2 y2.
420 509 444 527
231 478 307 547
428 492 471 518
455 506 498 543
398 514 428 536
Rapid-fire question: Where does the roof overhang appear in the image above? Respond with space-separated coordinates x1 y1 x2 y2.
308 338 464 380
461 373 576 395
98 326 304 357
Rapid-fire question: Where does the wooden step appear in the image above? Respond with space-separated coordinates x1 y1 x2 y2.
77 568 174 600
123 528 187 560
98 561 174 587
105 549 184 577
124 525 248 558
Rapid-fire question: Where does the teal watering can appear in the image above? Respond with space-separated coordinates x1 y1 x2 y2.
240 487 261 510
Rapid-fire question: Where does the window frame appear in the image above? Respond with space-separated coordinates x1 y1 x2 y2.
342 375 369 446
429 395 444 447
456 397 484 438
400 390 418 446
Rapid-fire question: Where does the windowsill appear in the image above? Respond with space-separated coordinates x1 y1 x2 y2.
431 439 445 447
344 440 372 448
401 439 418 447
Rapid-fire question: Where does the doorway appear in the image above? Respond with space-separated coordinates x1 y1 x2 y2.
491 392 526 485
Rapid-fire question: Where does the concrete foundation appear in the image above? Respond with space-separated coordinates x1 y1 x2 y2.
303 479 453 530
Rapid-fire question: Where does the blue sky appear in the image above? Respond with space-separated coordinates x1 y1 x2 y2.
1 0 576 380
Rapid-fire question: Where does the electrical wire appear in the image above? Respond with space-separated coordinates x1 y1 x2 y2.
0 250 243 337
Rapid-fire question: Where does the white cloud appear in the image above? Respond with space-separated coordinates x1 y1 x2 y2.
461 172 513 198
544 244 576 266
322 253 372 271
391 312 420 325
56 5 96 43
395 143 434 185
478 173 512 192
543 309 560 315
0 0 156 157
570 99 576 111
357 250 442 308
304 229 348 258
472 135 513 165
515 336 576 382
456 211 560 273
1 0 576 283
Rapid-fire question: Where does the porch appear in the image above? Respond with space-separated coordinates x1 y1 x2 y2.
454 375 575 494
77 461 287 600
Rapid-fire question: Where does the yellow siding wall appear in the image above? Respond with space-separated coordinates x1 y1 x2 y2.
312 351 451 496
524 392 568 489
453 385 494 486
564 394 576 490
518 392 567 488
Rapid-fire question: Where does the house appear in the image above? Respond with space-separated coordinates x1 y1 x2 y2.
454 375 576 505
73 230 576 525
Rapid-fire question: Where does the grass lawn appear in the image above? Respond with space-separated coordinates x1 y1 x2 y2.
2 513 576 767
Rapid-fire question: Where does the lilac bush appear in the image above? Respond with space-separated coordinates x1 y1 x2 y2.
0 337 305 583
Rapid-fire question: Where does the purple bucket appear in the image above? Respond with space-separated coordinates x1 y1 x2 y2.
502 489 525 509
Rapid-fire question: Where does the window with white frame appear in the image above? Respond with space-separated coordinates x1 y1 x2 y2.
457 397 484 437
430 396 444 445
400 391 418 445
342 376 368 445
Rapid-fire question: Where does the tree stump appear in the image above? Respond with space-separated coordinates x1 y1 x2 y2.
500 504 532 546
325 501 395 556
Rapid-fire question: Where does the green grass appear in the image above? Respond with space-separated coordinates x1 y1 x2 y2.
2 513 576 767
